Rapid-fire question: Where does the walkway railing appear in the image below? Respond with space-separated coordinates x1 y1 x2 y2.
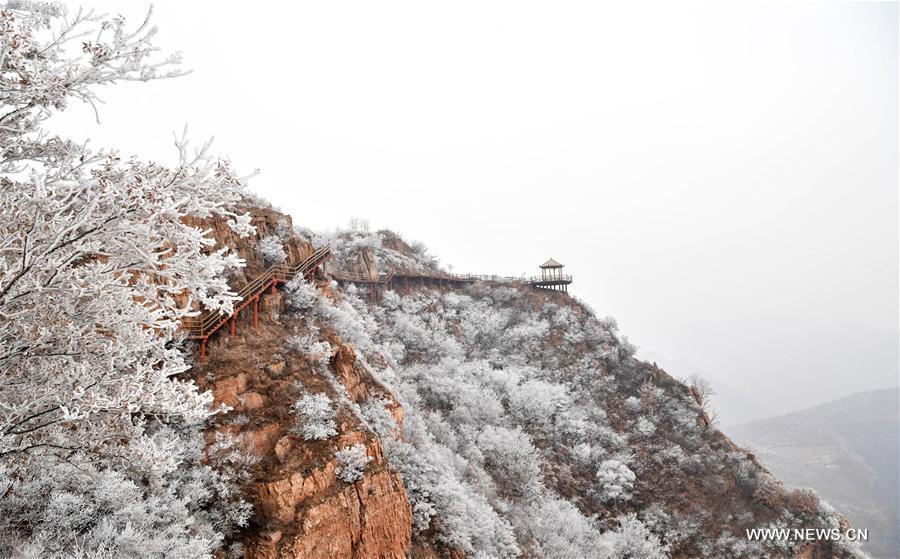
185 244 570 358
456 274 572 285
183 244 331 345
331 269 572 288
332 269 475 284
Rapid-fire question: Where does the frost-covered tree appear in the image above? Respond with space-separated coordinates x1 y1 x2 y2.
624 396 642 413
257 234 286 264
0 6 257 555
521 497 605 558
283 275 318 314
0 432 253 558
334 444 371 483
476 425 541 497
636 417 657 436
291 392 338 441
285 334 332 366
0 3 253 468
596 459 636 503
599 514 668 559
346 217 370 232
361 398 398 439
507 379 570 432
687 373 718 426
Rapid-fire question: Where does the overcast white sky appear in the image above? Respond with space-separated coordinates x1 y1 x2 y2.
52 1 898 421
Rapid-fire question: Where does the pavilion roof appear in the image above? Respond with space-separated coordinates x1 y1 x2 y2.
540 258 563 268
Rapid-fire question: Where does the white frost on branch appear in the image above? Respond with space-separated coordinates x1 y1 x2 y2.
334 444 371 483
283 274 318 314
257 235 286 264
597 459 637 503
291 392 338 441
0 2 253 470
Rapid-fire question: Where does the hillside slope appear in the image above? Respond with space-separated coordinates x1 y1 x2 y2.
191 209 869 559
729 388 899 559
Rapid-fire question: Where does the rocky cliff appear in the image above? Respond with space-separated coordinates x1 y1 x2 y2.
189 208 412 559
188 206 868 559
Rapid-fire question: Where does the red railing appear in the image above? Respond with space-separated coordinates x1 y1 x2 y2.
183 243 331 340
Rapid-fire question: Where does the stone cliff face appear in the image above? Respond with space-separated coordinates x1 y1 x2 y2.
185 205 313 279
190 207 412 559
198 330 412 559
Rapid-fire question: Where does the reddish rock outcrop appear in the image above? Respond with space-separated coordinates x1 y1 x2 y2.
252 462 411 559
185 205 314 279
198 320 412 559
191 208 413 559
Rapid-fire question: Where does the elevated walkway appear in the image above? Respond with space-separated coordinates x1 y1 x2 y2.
183 246 571 359
331 269 572 293
183 244 331 359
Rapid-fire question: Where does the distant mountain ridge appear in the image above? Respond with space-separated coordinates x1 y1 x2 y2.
729 388 899 559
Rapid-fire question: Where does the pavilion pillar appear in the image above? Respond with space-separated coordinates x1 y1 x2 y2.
253 296 259 330
230 315 236 336
199 339 207 361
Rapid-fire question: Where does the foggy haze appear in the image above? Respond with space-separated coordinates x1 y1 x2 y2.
50 1 898 419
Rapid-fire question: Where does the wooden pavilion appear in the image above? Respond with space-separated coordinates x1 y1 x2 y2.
530 258 572 292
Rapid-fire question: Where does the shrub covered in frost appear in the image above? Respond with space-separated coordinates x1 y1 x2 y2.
291 393 338 441
334 444 371 483
522 497 605 558
597 459 637 503
752 472 785 508
624 396 641 413
257 235 287 264
787 488 820 515
0 437 252 558
476 426 542 497
285 334 332 366
284 276 318 314
636 417 657 436
507 379 570 432
599 514 668 559
361 398 399 438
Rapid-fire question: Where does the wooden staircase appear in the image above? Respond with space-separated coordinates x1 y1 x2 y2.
184 244 331 360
